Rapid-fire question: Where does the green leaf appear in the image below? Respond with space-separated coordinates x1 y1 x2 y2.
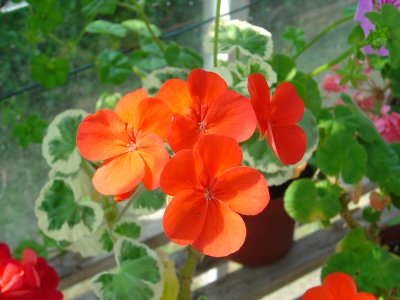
96 92 122 110
85 20 128 38
206 19 273 59
93 239 163 300
269 54 297 82
366 4 400 68
317 132 367 184
387 66 400 97
281 26 306 54
12 114 47 148
335 228 373 253
114 221 141 240
35 179 103 242
81 0 118 18
291 72 321 116
362 207 381 223
97 50 132 84
31 55 69 89
347 25 365 46
100 230 114 252
27 0 63 34
122 19 162 38
164 44 203 69
284 179 341 223
130 50 167 72
42 110 87 175
132 189 166 212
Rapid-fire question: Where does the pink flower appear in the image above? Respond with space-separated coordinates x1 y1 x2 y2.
322 74 346 95
353 91 374 111
373 105 400 142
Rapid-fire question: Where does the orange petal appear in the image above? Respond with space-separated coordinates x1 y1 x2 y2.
270 82 304 125
136 134 170 190
205 90 256 143
194 135 242 179
192 199 246 257
163 190 207 245
301 286 335 300
267 124 306 165
214 166 269 215
114 89 148 124
160 149 198 196
114 190 134 202
132 98 172 142
187 69 227 107
248 73 270 134
92 151 145 195
168 113 199 152
323 272 358 299
76 110 130 161
156 79 192 115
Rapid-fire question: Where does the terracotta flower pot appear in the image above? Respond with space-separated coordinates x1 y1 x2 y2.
380 224 400 256
229 196 295 267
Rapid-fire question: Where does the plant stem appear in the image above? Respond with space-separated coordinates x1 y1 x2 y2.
118 2 165 53
308 46 354 77
178 246 204 300
339 193 360 229
235 47 240 61
116 185 144 222
293 15 353 60
213 0 222 67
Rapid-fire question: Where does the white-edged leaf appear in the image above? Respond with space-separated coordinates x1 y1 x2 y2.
67 228 107 257
113 220 141 240
92 239 164 300
143 67 189 95
42 109 87 175
205 19 273 59
35 179 103 242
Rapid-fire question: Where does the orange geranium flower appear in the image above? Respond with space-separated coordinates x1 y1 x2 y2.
160 134 270 257
156 68 257 152
248 73 306 165
76 89 172 197
302 272 377 300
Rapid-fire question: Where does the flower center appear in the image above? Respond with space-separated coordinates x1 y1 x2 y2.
197 121 208 133
127 141 136 152
204 188 214 201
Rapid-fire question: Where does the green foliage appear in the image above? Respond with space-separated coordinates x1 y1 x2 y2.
122 20 162 38
85 20 128 38
290 72 321 117
281 26 306 54
81 0 118 18
100 230 114 252
284 179 341 223
97 50 132 84
333 57 368 87
269 54 297 83
42 110 87 175
31 55 70 89
93 239 163 300
132 189 166 212
96 92 122 110
317 132 367 184
362 207 381 223
347 25 365 46
164 44 203 69
13 239 48 260
207 19 273 59
335 228 373 253
27 0 63 34
113 221 141 240
12 114 47 148
366 4 400 68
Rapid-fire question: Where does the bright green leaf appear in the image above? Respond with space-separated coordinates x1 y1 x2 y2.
281 26 306 54
85 20 128 38
132 189 166 212
269 54 297 82
122 19 162 38
114 221 141 240
348 25 365 46
81 0 118 18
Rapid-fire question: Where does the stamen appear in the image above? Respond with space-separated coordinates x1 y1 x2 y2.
204 188 214 201
127 141 136 152
197 121 208 133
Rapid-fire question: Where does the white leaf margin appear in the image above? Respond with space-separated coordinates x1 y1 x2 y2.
42 109 87 175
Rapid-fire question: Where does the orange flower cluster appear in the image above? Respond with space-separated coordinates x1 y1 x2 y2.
76 69 306 256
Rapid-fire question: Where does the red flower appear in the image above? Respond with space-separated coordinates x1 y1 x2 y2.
0 243 62 300
302 272 376 300
76 89 172 197
248 73 306 165
160 135 270 257
156 68 256 152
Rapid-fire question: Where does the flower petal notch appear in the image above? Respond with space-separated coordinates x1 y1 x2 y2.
157 68 257 152
301 272 377 300
76 88 172 197
248 72 306 165
160 134 270 257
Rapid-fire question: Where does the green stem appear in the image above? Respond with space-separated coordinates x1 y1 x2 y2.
178 246 204 300
116 185 144 223
339 193 360 229
213 0 222 67
293 15 353 60
308 46 354 77
235 47 240 61
118 2 165 53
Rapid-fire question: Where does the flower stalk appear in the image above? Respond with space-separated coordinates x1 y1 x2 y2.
178 246 204 300
213 0 222 67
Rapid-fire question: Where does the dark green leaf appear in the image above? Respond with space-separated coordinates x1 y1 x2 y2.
362 207 381 223
100 230 114 252
12 114 47 148
97 51 132 84
114 221 141 240
269 54 297 82
31 55 69 89
133 189 165 211
281 26 306 54
165 44 203 69
81 0 118 18
347 25 365 46
291 72 321 116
